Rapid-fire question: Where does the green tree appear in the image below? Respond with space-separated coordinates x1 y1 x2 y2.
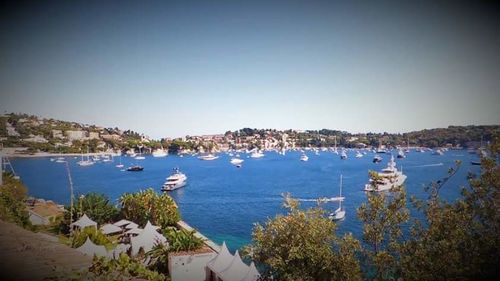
400 147 499 280
0 173 32 229
246 194 362 281
119 188 180 229
72 193 119 225
357 183 409 280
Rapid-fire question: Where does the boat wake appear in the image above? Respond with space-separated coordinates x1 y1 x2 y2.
297 196 345 202
407 163 444 168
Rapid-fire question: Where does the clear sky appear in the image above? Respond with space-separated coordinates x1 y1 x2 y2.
1 0 499 138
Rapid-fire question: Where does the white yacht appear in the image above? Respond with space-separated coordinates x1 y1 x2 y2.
198 154 219 161
300 154 309 162
55 157 66 163
162 168 187 191
364 155 406 192
373 155 383 163
340 150 348 160
152 148 168 158
432 149 444 156
397 149 406 158
355 151 363 158
329 175 345 221
250 151 265 158
230 158 244 165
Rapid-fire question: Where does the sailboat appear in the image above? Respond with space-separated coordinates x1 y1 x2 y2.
333 136 339 154
134 147 145 160
329 175 346 220
77 147 94 166
404 136 410 153
115 155 124 168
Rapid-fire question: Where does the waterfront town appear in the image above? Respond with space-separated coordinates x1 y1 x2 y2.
1 113 496 157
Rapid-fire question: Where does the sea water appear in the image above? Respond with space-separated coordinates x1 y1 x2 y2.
11 150 481 251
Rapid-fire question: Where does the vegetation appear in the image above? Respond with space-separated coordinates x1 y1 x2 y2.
48 253 167 281
164 228 205 252
357 184 409 280
0 173 32 229
72 192 119 225
70 226 111 248
119 188 180 229
246 193 362 281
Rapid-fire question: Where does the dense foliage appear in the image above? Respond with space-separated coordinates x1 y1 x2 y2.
70 226 111 248
246 193 362 281
72 193 119 225
47 253 167 281
164 228 205 252
119 188 180 229
0 173 32 229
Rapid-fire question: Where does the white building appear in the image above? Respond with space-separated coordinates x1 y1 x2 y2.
65 130 87 141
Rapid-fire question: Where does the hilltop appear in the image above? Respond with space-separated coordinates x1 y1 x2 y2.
0 113 498 155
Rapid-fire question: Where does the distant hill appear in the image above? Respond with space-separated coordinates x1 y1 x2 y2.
1 113 498 154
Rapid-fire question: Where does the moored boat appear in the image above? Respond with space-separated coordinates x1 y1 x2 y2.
162 168 187 191
126 165 144 171
364 155 406 192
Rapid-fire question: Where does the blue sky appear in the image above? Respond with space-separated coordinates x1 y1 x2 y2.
1 1 499 138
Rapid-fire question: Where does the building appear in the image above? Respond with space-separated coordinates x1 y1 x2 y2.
65 130 87 141
88 132 100 140
27 199 64 226
52 130 64 139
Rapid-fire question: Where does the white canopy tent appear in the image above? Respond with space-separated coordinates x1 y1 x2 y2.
125 227 143 235
100 223 123 235
109 243 130 259
130 221 167 256
219 251 250 281
70 214 97 231
76 237 107 257
207 242 233 273
113 219 134 227
241 262 260 281
125 222 139 230
206 242 261 281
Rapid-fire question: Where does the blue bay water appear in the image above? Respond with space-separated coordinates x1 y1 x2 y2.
11 150 480 252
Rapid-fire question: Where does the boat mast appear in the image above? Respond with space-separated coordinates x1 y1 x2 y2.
339 174 343 209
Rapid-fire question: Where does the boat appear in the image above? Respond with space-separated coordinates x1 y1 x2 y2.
333 136 339 154
340 150 347 160
471 161 481 166
162 168 187 191
198 154 219 161
230 158 244 165
250 150 265 158
329 175 345 221
115 156 124 168
300 154 309 162
397 149 406 158
432 149 444 156
364 155 407 192
55 157 66 163
102 154 112 162
373 155 383 163
152 147 168 158
126 165 144 172
355 151 363 158
78 148 94 166
134 147 145 160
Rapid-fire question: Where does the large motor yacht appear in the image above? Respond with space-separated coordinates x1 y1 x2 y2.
364 155 406 192
162 168 187 191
